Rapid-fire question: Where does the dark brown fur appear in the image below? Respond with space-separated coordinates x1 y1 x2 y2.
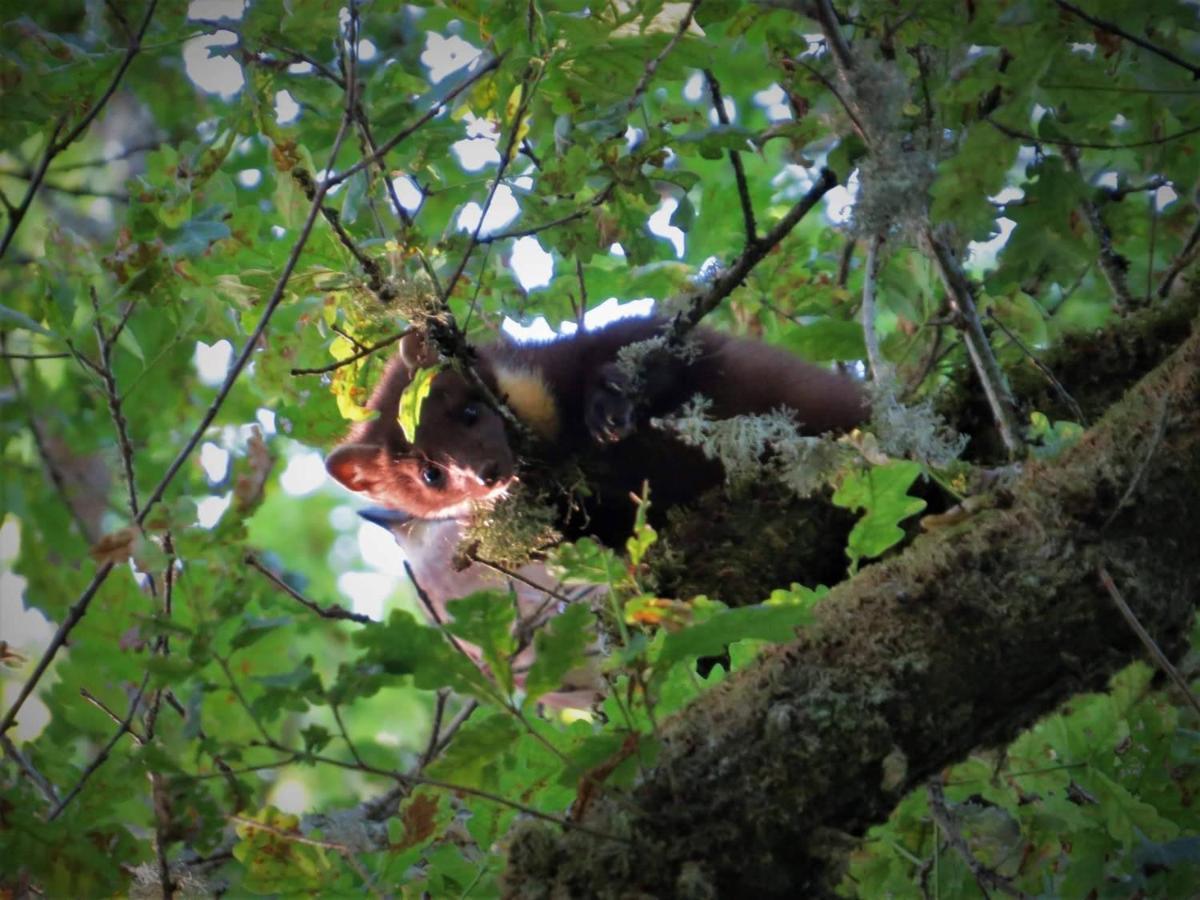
326 316 867 538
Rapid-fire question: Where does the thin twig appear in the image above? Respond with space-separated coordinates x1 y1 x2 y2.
1052 0 1200 81
329 56 502 188
290 328 406 376
0 733 61 806
986 116 1200 151
1156 214 1200 299
90 288 140 519
985 308 1085 425
1097 565 1200 718
246 554 373 624
927 777 1028 898
921 225 1025 457
479 183 615 244
440 70 537 304
861 234 885 380
703 69 757 243
0 351 70 360
681 168 839 329
48 672 152 820
1063 146 1135 311
624 0 700 122
79 688 147 743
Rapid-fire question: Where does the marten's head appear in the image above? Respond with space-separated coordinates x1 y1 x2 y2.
326 332 517 519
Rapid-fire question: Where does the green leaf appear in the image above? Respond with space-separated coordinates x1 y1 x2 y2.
783 318 867 362
230 615 293 650
444 590 517 696
652 599 814 685
0 303 52 335
398 364 444 443
832 461 927 570
522 603 593 705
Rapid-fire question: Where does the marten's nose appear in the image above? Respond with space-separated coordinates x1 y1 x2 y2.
477 462 502 487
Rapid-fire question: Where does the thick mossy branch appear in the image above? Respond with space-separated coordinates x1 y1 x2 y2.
504 304 1200 898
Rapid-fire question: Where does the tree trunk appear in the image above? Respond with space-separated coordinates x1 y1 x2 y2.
504 297 1200 898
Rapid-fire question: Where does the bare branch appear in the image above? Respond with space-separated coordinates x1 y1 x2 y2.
479 183 615 244
624 0 700 121
985 308 1085 426
986 116 1200 151
861 234 885 380
90 288 140 519
246 554 373 624
703 69 757 243
48 673 152 821
290 328 407 376
1097 564 1200 719
0 733 61 807
1063 146 1136 311
1157 214 1200 299
920 225 1025 457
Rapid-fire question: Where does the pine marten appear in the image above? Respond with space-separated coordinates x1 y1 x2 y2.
326 315 867 542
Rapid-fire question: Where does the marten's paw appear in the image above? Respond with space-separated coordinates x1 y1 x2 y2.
586 364 636 444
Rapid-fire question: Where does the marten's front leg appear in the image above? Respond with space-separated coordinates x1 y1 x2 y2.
585 362 637 444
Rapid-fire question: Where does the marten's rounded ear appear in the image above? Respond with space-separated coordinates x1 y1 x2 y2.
326 443 385 495
399 330 438 375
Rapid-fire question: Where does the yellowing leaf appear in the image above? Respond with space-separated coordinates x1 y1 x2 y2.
398 364 444 443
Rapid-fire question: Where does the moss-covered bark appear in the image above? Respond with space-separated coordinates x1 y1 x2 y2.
504 304 1200 898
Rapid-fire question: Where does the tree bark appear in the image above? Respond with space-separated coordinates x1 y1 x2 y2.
504 295 1200 898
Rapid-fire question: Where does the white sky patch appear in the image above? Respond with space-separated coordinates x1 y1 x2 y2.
274 90 301 125
358 39 378 62
256 408 277 435
287 60 313 75
237 169 262 189
683 71 705 101
824 170 860 226
187 0 245 19
197 493 232 529
452 137 501 171
754 83 791 122
648 198 686 257
357 522 409 576
513 174 534 191
457 184 519 234
610 243 626 257
1097 171 1119 190
194 339 232 386
329 504 359 531
389 175 424 212
199 442 230 483
1155 184 1178 211
338 571 394 619
511 237 554 290
421 32 482 83
270 778 311 815
182 31 244 98
271 225 286 239
707 97 737 126
990 185 1025 205
503 298 655 342
280 451 327 496
967 217 1017 270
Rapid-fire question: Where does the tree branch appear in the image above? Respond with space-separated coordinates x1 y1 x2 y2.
1051 0 1200 81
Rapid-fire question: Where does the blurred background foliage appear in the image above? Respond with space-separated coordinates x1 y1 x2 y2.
1 0 1198 895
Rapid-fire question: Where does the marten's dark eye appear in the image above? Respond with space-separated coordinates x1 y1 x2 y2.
461 402 479 425
420 464 444 488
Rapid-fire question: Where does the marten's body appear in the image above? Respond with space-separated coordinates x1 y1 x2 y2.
326 315 866 541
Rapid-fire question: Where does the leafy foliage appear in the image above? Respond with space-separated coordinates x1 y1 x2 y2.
1 0 1198 896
